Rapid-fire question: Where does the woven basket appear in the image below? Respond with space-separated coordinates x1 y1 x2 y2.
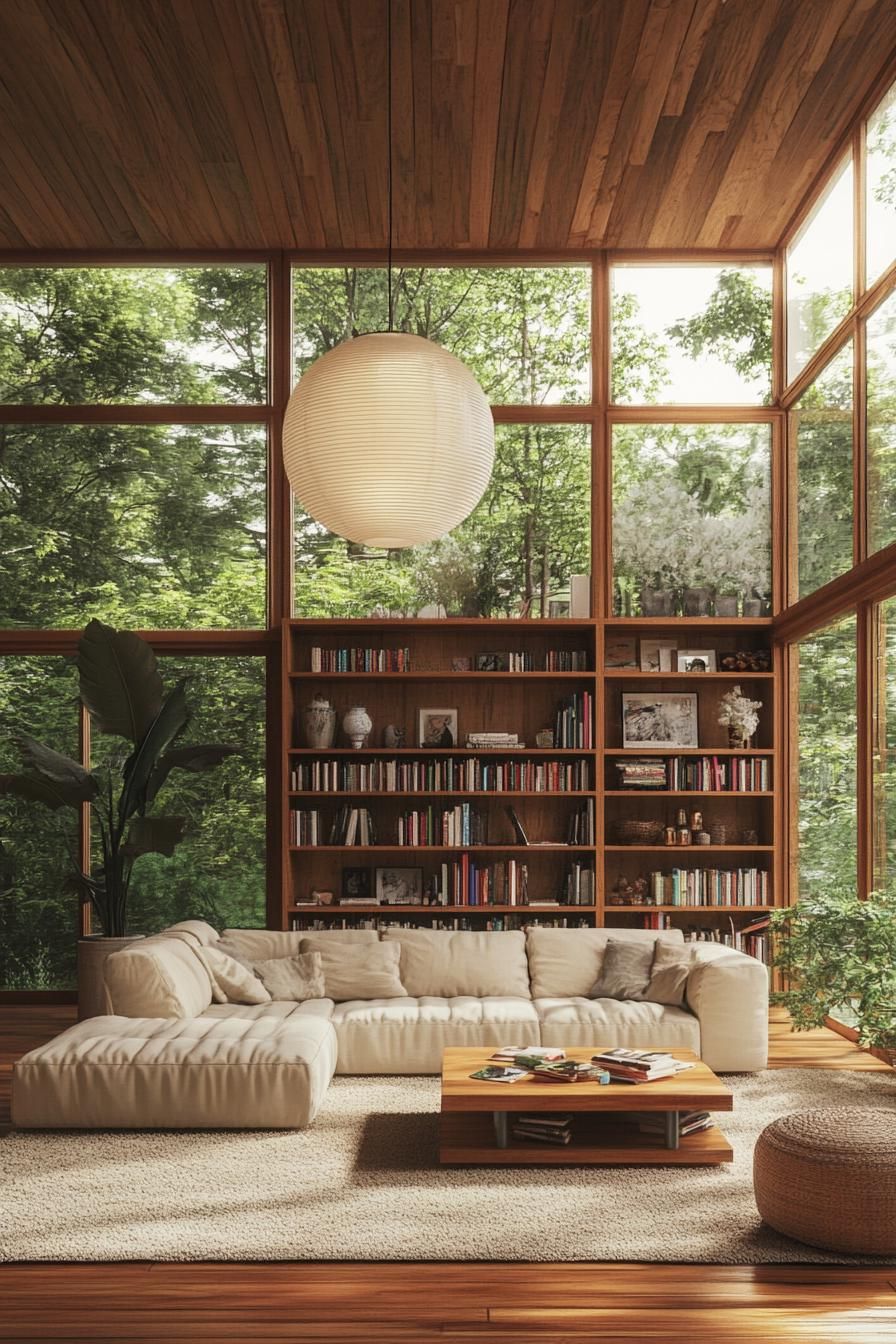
615 819 664 846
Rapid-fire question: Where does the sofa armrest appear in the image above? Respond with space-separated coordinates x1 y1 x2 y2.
685 943 768 1072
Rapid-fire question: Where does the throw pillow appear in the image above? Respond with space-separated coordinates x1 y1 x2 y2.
589 938 656 1001
299 937 407 1001
644 941 698 1007
196 945 272 1005
253 951 325 1001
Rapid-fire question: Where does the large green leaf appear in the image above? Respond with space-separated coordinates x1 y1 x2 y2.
118 681 190 828
0 772 96 810
78 619 163 743
11 733 99 797
123 815 186 858
144 743 241 806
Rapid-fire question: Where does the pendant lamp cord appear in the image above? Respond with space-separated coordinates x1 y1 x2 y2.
387 0 394 333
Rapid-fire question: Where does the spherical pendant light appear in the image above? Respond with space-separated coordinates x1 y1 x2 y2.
282 331 495 549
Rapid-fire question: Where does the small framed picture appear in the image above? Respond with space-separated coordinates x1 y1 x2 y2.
475 652 509 672
341 867 372 902
622 693 699 748
677 649 717 673
418 707 458 747
605 636 638 669
451 657 472 672
548 600 570 618
640 639 677 672
375 866 424 905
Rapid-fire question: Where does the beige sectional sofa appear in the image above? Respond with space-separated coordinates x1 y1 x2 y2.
12 919 768 1130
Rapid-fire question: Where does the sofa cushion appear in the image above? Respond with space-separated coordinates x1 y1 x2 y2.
104 937 213 1017
645 942 698 1007
11 1013 337 1129
381 927 530 999
535 996 701 1053
202 999 336 1022
526 926 683 999
196 946 272 1005
300 939 407 1001
253 952 325 1002
589 938 656 1000
218 927 377 964
330 995 541 1074
161 919 220 947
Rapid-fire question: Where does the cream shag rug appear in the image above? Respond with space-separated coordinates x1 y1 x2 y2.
1 1068 893 1263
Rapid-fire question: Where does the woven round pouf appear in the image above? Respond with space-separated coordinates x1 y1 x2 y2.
754 1108 896 1254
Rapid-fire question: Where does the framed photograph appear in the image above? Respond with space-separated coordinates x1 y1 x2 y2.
640 639 677 672
341 867 372 903
677 649 717 673
475 652 509 672
622 693 699 748
418 707 458 747
451 656 472 672
375 866 424 905
605 636 638 669
548 600 570 618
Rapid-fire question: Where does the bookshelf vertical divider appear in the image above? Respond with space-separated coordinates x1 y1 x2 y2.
280 616 778 962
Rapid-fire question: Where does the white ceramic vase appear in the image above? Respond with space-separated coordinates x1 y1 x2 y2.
342 705 373 749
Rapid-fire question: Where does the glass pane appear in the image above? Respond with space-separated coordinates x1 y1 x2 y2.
866 81 896 287
121 656 266 935
611 265 772 404
873 597 896 889
798 615 857 898
867 291 896 555
612 423 771 616
0 266 267 404
792 341 853 598
786 158 854 382
295 423 591 618
0 656 79 989
292 266 590 404
0 424 266 629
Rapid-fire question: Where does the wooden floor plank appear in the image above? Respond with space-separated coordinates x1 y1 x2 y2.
1 1003 894 1342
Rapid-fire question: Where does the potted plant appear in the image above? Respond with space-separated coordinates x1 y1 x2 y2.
717 684 762 748
0 620 239 1018
770 888 896 1055
613 482 699 616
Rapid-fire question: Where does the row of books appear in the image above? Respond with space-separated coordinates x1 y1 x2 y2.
290 757 592 793
555 692 594 749
625 916 771 962
614 756 770 791
565 799 596 846
290 806 377 846
289 915 594 931
395 804 487 847
466 733 524 749
647 867 769 906
308 646 412 672
562 860 597 906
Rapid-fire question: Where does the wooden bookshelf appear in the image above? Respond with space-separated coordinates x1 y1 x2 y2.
281 616 779 961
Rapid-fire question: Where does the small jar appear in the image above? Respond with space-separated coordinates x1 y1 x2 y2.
677 827 692 846
695 830 711 846
664 826 677 846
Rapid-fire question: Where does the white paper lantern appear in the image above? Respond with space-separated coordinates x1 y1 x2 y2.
283 332 495 548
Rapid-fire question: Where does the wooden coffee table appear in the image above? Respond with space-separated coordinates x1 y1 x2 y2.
439 1047 733 1165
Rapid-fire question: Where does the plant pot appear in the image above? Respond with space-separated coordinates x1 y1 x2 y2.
683 586 713 617
78 934 144 1020
742 596 763 618
641 586 675 616
715 593 739 617
727 728 753 750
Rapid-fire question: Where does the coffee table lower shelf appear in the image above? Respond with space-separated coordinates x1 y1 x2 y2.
439 1110 734 1166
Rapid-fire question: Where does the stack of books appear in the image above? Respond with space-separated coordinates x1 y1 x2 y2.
614 758 667 789
531 1060 609 1084
512 1114 573 1144
591 1049 694 1083
633 1109 712 1137
466 732 525 750
489 1046 566 1064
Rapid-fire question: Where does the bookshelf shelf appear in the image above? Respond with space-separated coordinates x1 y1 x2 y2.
289 904 600 915
607 905 775 913
289 790 597 798
289 747 595 756
603 747 775 756
603 670 773 680
604 789 773 797
291 671 596 681
288 844 596 854
603 845 774 853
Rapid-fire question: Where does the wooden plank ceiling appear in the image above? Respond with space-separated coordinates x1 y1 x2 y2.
0 0 893 252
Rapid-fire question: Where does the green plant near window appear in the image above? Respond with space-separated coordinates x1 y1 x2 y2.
770 887 896 1052
0 620 239 937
